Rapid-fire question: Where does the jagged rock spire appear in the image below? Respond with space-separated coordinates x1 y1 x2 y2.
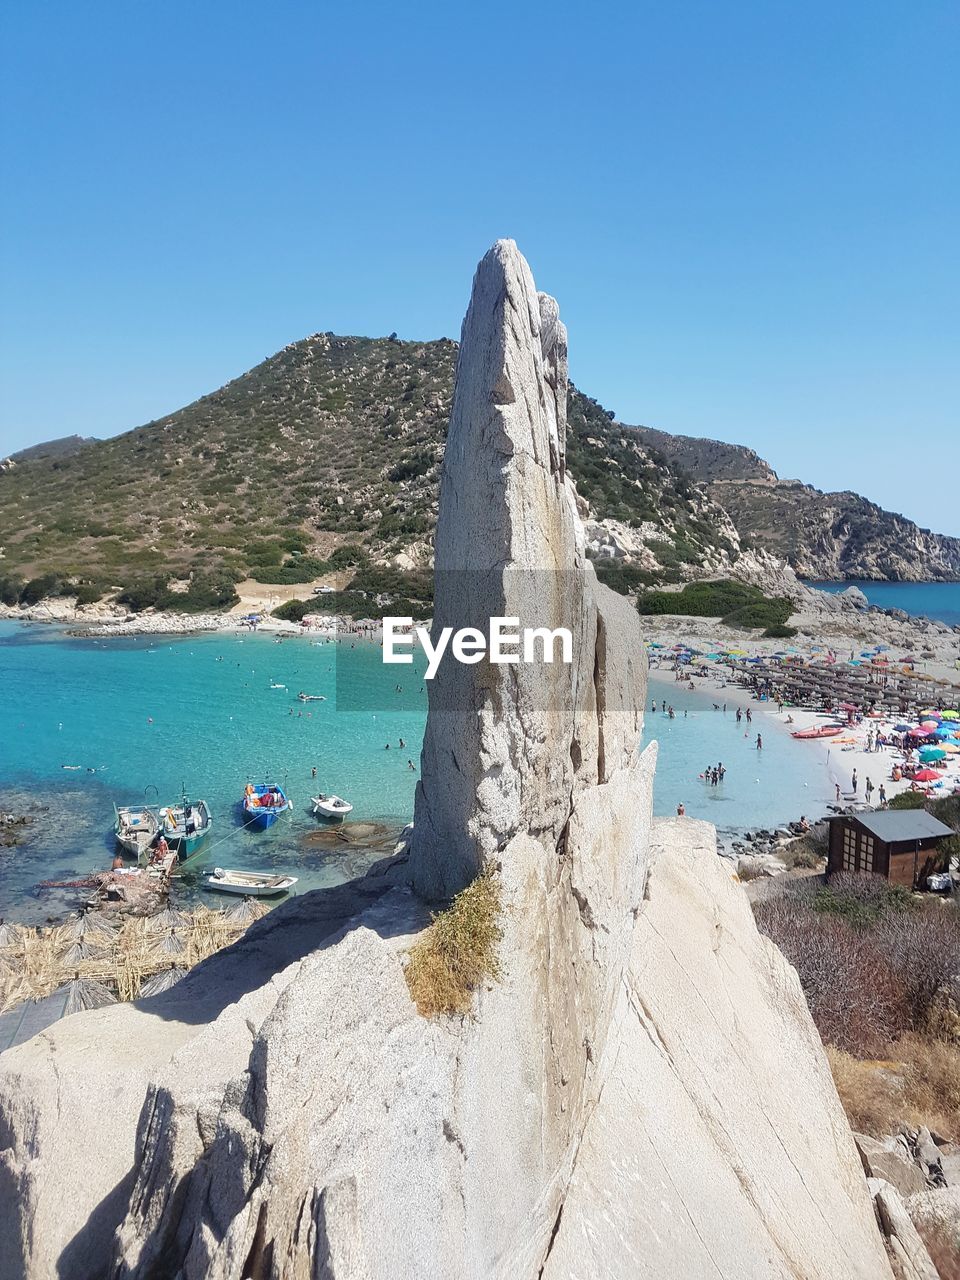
409 241 601 899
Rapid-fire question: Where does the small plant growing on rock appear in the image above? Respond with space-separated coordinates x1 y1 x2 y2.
405 867 502 1017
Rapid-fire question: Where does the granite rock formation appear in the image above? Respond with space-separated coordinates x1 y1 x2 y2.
0 242 904 1280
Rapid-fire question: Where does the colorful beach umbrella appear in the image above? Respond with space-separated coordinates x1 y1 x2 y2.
908 727 933 737
912 769 940 782
942 710 959 720
919 747 946 762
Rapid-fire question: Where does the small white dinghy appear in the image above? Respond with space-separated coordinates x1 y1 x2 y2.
311 793 354 819
204 867 298 897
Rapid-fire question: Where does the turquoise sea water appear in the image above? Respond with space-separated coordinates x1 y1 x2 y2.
641 679 833 838
812 581 960 627
0 622 833 923
0 622 428 923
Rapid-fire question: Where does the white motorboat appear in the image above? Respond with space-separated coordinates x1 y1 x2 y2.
311 793 354 819
204 867 298 897
114 804 160 857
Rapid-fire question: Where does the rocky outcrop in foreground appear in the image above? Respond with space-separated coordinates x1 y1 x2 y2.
0 243 902 1279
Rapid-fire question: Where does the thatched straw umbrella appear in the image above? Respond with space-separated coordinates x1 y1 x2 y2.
0 918 24 948
139 965 188 997
156 929 186 957
51 974 117 1015
60 939 111 966
61 911 116 943
150 906 190 931
0 975 34 1014
222 897 271 926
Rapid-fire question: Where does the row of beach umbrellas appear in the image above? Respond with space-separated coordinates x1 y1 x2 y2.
0 898 273 1015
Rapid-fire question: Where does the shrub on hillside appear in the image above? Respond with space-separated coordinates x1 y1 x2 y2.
720 598 793 631
593 563 677 594
0 575 26 606
328 545 368 569
631 578 795 632
249 556 331 585
828 1037 960 1142
19 575 61 606
888 790 927 810
117 577 171 612
118 573 238 613
755 879 960 1057
636 579 766 618
175 574 239 612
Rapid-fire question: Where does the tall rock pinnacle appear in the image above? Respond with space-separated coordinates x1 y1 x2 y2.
410 239 642 898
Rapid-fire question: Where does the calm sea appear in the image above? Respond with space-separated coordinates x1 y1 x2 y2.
812 581 960 627
0 622 832 923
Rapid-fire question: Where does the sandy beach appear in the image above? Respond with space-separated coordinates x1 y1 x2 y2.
648 639 960 820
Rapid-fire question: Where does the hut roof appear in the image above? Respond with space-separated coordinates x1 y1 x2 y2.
829 811 954 842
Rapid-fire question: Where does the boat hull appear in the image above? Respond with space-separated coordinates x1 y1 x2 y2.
204 868 297 897
311 795 353 819
242 784 291 830
244 806 284 830
114 806 160 856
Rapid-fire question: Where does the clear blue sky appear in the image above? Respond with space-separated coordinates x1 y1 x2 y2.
1 1 957 534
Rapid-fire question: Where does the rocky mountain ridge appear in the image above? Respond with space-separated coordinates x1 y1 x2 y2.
630 425 960 582
1 329 957 598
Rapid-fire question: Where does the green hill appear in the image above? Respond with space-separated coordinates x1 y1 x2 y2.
0 334 736 604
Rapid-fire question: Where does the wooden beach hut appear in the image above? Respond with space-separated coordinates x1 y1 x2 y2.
826 811 954 889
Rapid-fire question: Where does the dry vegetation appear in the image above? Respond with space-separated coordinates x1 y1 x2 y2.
826 1039 960 1141
405 867 502 1017
0 902 271 1012
755 875 960 1144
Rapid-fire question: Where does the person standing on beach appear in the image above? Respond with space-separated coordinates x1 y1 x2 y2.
879 783 887 805
677 801 685 816
851 769 858 795
865 778 874 801
835 782 841 802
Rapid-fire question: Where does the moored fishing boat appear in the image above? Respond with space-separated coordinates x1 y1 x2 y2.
204 866 298 897
311 793 353 819
242 783 291 829
113 804 160 857
156 797 213 861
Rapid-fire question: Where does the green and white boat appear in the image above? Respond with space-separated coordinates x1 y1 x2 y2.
153 797 212 864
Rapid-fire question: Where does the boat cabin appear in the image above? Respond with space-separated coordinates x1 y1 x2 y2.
826 811 954 889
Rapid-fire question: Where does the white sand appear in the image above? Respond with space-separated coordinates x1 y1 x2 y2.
649 652 960 817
